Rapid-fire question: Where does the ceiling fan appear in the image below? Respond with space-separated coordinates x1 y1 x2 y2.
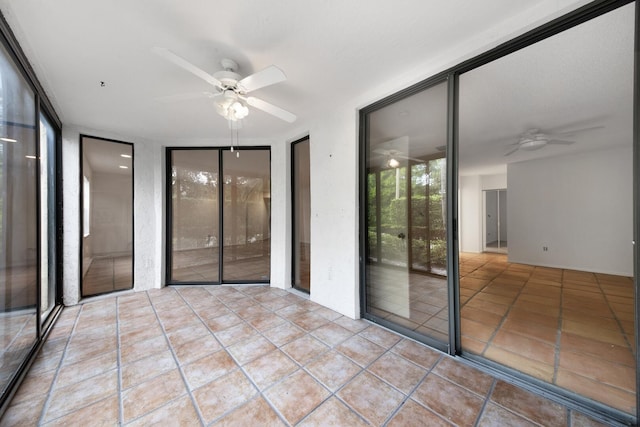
153 47 297 123
373 148 425 168
503 126 602 156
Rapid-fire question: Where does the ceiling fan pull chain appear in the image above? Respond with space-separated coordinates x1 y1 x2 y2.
236 127 240 157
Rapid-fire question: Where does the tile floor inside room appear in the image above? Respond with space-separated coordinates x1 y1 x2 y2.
459 253 635 413
0 285 615 426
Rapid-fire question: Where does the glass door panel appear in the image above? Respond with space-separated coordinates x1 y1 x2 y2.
0 41 38 396
170 149 219 282
39 114 56 321
458 4 635 414
364 80 449 346
292 138 311 292
80 136 133 297
222 150 270 282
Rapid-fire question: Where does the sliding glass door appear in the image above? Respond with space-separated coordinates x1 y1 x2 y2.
167 147 270 284
361 1 637 423
292 137 311 292
457 3 636 415
170 149 220 282
0 26 62 409
363 80 449 349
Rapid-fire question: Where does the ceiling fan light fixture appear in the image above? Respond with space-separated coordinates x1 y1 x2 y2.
214 92 249 121
387 158 400 168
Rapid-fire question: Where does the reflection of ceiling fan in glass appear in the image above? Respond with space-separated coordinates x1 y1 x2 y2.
504 126 603 156
153 48 297 123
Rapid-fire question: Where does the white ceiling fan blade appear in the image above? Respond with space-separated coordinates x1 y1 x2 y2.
153 47 223 88
553 125 604 136
504 146 520 156
244 96 297 123
548 139 575 145
237 66 286 93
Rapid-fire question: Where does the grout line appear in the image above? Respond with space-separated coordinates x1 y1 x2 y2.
175 286 290 427
147 288 207 426
553 268 565 384
472 378 497 427
116 295 124 425
37 306 82 425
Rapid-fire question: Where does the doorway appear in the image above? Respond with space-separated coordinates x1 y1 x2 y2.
360 1 637 422
167 147 271 284
362 79 449 349
80 136 134 297
292 137 311 292
483 189 507 253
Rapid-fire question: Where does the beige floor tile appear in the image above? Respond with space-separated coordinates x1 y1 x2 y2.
121 350 176 389
298 397 369 427
121 369 186 423
387 399 452 427
282 335 329 365
126 395 201 427
433 356 494 397
477 403 537 427
412 374 484 426
336 335 384 367
193 370 257 424
54 350 118 389
43 395 119 427
216 396 284 426
172 335 222 366
44 370 118 422
305 350 362 391
120 335 168 366
490 381 567 427
227 335 276 365
264 370 330 425
370 349 428 395
310 322 354 347
338 371 404 425
243 349 298 390
182 349 238 390
262 322 306 347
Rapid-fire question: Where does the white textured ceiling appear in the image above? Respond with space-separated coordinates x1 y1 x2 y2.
0 0 594 144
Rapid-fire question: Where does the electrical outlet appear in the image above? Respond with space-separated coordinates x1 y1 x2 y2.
543 246 548 252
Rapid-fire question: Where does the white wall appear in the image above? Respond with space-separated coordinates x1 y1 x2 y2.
508 146 633 276
63 125 164 304
459 175 482 253
306 110 360 318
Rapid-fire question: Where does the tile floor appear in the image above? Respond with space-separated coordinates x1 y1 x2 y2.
459 253 636 413
1 285 614 426
366 252 635 415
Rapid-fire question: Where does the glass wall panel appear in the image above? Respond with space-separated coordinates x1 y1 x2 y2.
81 137 133 296
170 149 219 282
0 41 38 395
39 114 56 321
458 3 635 414
222 149 270 282
364 81 449 345
292 138 310 292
